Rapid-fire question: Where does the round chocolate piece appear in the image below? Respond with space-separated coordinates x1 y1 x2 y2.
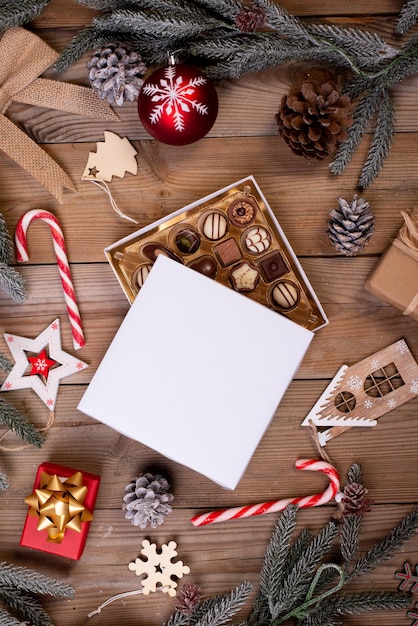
200 211 228 240
132 263 153 291
269 280 300 311
173 225 201 254
188 255 217 278
141 242 181 263
228 197 257 227
243 226 271 255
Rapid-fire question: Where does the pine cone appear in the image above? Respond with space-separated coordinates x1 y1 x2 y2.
235 5 267 32
275 81 353 160
122 472 174 529
327 195 375 256
340 482 373 516
175 583 201 616
87 44 147 106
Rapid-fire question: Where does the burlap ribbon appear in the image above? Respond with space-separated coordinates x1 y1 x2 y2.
394 210 418 315
0 28 119 203
24 470 93 543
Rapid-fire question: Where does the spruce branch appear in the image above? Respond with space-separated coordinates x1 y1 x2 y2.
0 0 51 30
270 521 338 618
396 0 418 34
0 562 74 598
305 591 410 625
0 587 53 626
0 215 14 265
0 471 8 492
340 515 362 569
0 354 13 375
0 607 21 626
330 88 382 176
0 397 44 448
0 263 26 304
349 508 418 581
359 88 395 189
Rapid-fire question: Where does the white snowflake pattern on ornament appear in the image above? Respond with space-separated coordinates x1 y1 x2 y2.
142 66 209 132
387 398 396 409
370 359 380 369
397 340 409 355
347 375 362 391
128 540 190 597
410 379 418 394
364 399 373 409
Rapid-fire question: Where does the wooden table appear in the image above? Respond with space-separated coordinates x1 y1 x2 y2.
1 2 417 624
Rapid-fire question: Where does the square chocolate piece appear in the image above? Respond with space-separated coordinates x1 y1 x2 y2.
213 238 242 267
259 251 289 282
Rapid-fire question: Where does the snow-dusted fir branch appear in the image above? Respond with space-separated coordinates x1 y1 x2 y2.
358 88 395 189
0 562 74 598
0 587 53 626
0 0 51 30
396 0 418 34
0 398 44 448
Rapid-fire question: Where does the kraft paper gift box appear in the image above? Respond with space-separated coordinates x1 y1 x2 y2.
365 211 418 322
78 255 314 490
20 462 100 560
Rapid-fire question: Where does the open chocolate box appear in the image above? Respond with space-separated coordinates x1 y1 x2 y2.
105 176 328 331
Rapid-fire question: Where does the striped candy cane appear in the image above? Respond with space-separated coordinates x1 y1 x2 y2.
15 209 85 350
190 459 340 527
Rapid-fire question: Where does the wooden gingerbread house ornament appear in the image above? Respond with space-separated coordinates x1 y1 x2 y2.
302 339 418 446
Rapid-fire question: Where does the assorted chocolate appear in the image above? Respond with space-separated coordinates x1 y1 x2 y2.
107 181 326 331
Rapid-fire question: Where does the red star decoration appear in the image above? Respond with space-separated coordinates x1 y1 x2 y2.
28 349 57 377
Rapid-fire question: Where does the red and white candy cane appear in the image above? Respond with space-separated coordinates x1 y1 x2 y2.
190 459 340 527
15 209 85 350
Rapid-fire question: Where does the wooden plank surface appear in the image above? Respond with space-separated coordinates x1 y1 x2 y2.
0 2 418 625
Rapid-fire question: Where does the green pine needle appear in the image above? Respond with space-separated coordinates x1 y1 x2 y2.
0 0 52 30
0 563 74 598
0 587 53 626
0 398 44 448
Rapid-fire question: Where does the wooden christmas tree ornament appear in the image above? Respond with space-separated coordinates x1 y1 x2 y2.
301 339 418 446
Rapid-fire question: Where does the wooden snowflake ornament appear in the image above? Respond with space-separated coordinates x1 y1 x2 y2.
302 339 418 446
128 540 190 597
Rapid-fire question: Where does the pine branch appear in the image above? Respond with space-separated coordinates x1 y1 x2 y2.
0 398 44 448
251 0 313 42
330 88 382 176
307 23 397 68
0 607 21 626
0 563 74 598
305 591 410 625
0 263 26 304
0 471 9 492
0 587 53 626
165 582 252 626
350 508 418 580
259 505 298 606
0 353 13 374
347 463 362 484
396 0 418 34
340 515 362 569
359 88 395 189
0 214 14 265
270 521 338 618
0 0 51 30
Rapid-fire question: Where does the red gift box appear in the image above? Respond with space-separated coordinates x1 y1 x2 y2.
20 462 100 560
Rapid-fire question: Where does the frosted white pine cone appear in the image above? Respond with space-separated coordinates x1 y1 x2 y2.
122 472 174 529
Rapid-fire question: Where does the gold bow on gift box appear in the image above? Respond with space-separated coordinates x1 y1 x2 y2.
0 27 119 203
24 470 93 543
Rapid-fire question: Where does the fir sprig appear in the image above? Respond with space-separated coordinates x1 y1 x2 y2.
0 562 74 626
396 0 418 34
0 0 51 31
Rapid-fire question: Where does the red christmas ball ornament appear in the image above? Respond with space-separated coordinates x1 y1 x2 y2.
138 63 218 146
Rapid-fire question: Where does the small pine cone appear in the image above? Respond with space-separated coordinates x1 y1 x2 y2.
327 195 375 256
340 482 373 516
175 582 201 616
235 5 267 32
275 81 353 160
122 472 174 529
87 44 147 106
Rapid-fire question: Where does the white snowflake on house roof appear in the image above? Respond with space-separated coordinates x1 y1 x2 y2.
410 379 418 394
142 65 209 133
364 399 373 409
387 398 396 408
347 375 362 391
370 359 380 369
